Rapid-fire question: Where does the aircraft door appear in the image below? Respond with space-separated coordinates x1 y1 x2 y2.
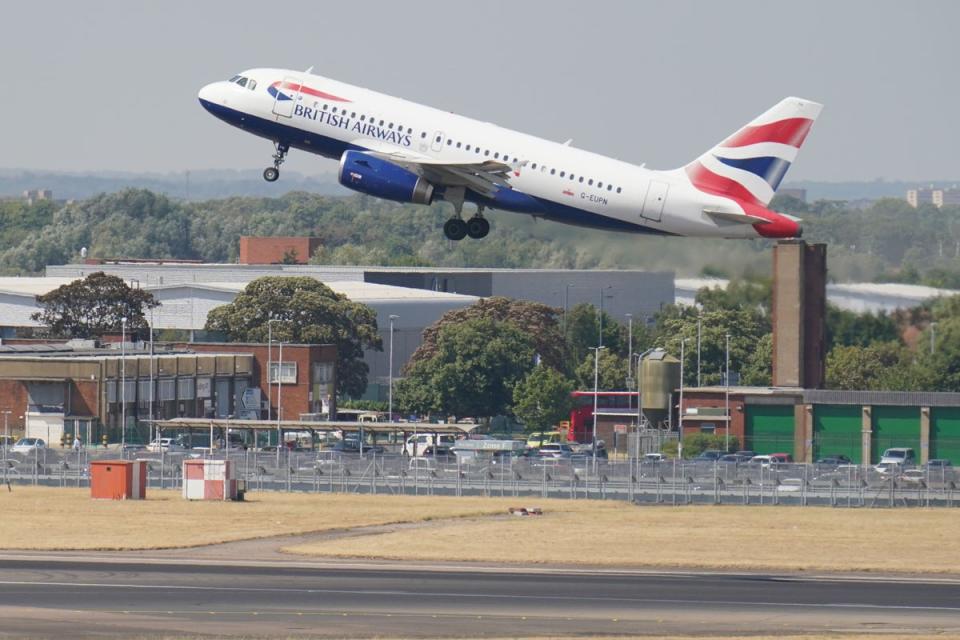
640 180 669 222
271 76 302 118
430 131 445 152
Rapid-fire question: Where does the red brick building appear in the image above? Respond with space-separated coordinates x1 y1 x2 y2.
239 236 322 265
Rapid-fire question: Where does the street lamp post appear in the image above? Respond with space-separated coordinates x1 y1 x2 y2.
1 410 9 484
597 286 613 348
590 346 606 467
120 317 127 455
696 314 702 388
149 307 155 446
276 339 283 465
725 333 731 452
678 338 686 460
626 314 633 381
931 322 938 356
563 282 573 336
388 314 398 423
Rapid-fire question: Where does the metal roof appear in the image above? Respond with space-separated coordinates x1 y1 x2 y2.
149 417 474 434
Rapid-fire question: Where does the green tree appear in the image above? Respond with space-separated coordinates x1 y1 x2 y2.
31 272 159 338
563 303 624 367
512 366 576 432
575 349 629 390
740 333 773 386
826 305 899 350
394 317 536 419
408 297 567 373
204 276 381 397
654 305 769 386
824 342 928 390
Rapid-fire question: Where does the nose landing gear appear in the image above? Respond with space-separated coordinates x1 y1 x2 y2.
263 142 289 182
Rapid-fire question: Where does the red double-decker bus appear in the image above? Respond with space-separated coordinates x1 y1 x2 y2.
568 391 638 443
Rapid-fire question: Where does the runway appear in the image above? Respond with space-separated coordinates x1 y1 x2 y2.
0 556 958 638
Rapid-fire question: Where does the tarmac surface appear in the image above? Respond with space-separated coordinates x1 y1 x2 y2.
0 552 959 638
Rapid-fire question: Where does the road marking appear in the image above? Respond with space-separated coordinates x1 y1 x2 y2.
0 579 957 612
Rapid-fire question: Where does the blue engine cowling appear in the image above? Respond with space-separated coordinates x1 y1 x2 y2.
338 150 434 205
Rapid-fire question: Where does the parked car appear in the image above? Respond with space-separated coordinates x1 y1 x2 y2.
899 469 927 485
926 458 953 469
643 452 666 462
537 443 575 458
694 449 724 462
732 450 757 462
769 453 793 464
879 447 916 465
816 454 852 466
331 440 385 455
147 437 186 453
11 438 45 454
526 431 562 449
749 454 783 469
718 453 741 463
873 461 903 478
404 433 456 457
0 435 15 449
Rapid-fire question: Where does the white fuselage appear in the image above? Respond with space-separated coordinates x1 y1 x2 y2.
199 69 805 239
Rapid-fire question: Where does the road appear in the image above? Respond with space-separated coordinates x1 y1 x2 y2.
0 556 958 638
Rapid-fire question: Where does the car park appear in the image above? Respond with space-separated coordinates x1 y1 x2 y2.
331 440 385 455
11 438 45 454
404 433 456 457
147 438 186 453
694 449 724 462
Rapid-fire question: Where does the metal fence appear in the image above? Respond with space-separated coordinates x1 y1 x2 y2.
3 446 959 508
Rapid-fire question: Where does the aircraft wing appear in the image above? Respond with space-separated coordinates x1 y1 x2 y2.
358 147 519 198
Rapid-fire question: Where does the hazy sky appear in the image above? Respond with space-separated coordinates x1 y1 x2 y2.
3 1 958 181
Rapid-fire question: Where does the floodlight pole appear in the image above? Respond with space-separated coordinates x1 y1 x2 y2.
725 333 731 452
590 346 606 468
678 338 686 460
388 315 398 424
121 317 127 455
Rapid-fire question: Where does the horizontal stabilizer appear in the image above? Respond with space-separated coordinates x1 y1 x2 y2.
703 209 771 225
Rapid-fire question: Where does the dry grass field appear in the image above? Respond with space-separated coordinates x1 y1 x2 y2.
2 487 958 576
285 500 960 574
0 487 514 550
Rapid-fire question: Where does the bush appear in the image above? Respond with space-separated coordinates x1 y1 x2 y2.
662 433 740 459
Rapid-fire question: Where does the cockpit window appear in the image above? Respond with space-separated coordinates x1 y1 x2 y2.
229 75 241 82
236 77 248 88
247 79 257 90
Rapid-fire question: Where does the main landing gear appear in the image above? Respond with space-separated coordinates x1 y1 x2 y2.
263 142 289 182
442 187 490 241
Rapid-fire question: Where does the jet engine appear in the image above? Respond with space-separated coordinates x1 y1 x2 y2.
338 150 434 205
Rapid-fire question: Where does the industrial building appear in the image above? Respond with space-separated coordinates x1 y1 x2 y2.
0 339 337 447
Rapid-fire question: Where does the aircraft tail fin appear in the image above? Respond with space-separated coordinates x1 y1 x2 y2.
684 97 823 206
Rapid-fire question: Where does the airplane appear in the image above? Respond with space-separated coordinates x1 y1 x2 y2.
198 68 821 241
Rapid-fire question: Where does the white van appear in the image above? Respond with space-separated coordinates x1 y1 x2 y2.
404 433 456 457
879 448 916 465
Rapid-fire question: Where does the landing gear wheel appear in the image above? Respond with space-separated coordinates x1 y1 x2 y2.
466 217 490 239
263 142 289 182
443 218 468 241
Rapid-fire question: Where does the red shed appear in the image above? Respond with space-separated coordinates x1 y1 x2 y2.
90 460 147 500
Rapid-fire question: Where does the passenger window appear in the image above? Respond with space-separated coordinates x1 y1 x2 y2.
421 131 427 138
447 139 453 146
607 184 613 191
407 128 413 134
351 111 356 118
588 179 593 186
456 142 462 148
379 120 384 126
559 171 564 177
484 150 490 156
360 115 366 121
597 182 603 188
388 123 394 129
579 177 585 184
237 77 248 88
323 104 329 110
465 144 471 151
616 187 622 193
248 80 257 90
494 152 500 159
332 107 338 113
531 163 537 169
570 174 575 180
436 135 442 142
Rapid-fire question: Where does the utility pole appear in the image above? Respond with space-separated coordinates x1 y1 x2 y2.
725 334 731 452
388 314 398 423
678 339 686 460
121 317 127 455
590 346 606 468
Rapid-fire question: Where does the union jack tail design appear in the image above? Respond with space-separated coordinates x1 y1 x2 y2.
685 97 823 207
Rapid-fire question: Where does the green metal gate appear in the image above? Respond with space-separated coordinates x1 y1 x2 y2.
744 405 795 456
871 406 921 464
813 405 862 464
930 407 960 464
